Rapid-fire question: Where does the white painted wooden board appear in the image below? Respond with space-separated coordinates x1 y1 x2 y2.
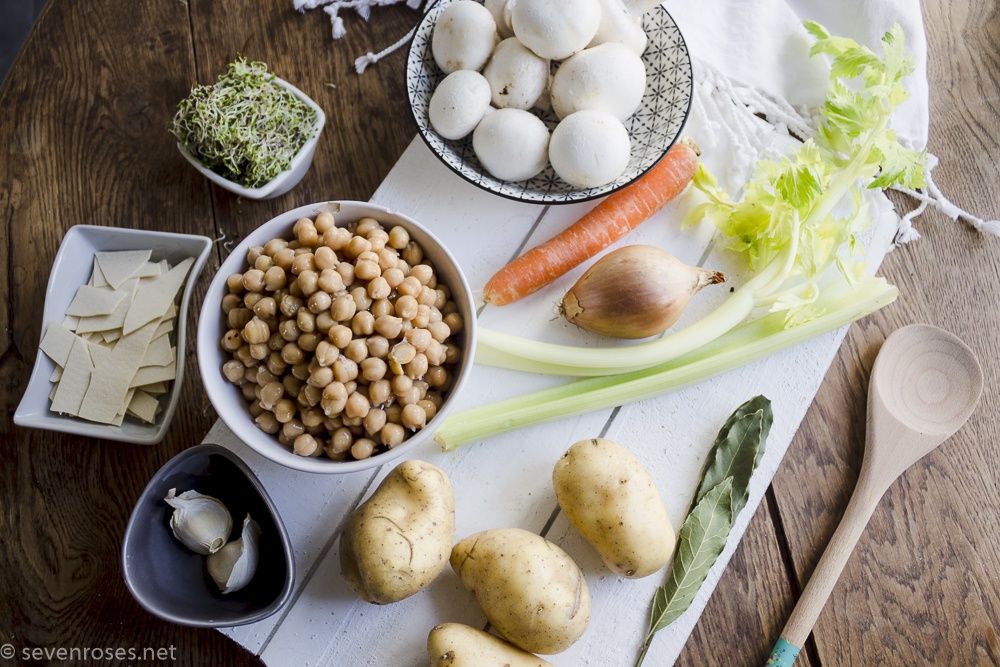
206 71 902 665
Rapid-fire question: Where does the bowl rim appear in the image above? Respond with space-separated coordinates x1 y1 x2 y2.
121 442 296 627
405 1 694 204
197 200 478 474
176 76 327 200
12 224 213 444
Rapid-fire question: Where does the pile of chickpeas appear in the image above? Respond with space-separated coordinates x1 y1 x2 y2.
219 211 464 461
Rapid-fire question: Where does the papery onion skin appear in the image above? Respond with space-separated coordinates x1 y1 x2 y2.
561 245 726 339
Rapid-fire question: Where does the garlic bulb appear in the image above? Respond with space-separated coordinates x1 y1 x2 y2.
164 488 233 555
561 245 727 339
207 514 261 594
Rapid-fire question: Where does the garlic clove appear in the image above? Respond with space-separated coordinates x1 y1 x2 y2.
164 488 233 555
207 514 261 594
561 245 727 339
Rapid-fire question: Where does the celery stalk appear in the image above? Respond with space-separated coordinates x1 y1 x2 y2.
435 276 897 451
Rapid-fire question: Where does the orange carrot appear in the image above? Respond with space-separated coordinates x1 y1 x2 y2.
483 137 701 306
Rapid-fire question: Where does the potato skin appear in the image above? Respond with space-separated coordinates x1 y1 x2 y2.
340 459 455 604
450 528 590 654
427 623 555 667
553 438 675 578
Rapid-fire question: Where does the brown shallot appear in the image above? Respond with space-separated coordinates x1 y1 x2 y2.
560 245 726 339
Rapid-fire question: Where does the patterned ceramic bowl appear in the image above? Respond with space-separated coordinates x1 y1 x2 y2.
406 0 693 204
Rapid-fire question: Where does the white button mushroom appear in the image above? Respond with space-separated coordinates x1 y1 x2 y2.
473 108 551 182
482 38 550 110
587 0 648 56
510 0 602 60
483 0 515 38
432 0 498 74
550 43 647 121
549 109 631 188
429 70 493 140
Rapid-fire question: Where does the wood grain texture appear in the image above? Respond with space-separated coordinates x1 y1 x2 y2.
771 0 1000 664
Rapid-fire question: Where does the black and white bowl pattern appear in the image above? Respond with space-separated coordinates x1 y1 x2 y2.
406 0 694 204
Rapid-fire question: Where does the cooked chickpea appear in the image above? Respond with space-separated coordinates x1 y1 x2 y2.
283 374 303 398
347 235 373 258
382 266 405 289
255 411 280 434
406 328 432 352
294 433 323 457
418 398 438 421
297 269 319 296
247 245 265 264
391 374 413 396
444 312 464 334
291 361 311 381
368 378 392 406
273 247 295 272
315 211 335 233
279 319 300 342
254 254 273 272
425 366 449 388
293 217 319 247
281 342 305 366
397 276 422 298
301 406 324 428
308 366 334 388
291 252 316 275
366 335 390 359
387 226 409 250
389 342 416 366
300 384 323 407
380 422 405 448
427 321 451 343
376 247 399 272
424 339 447 366
350 286 373 312
253 296 277 319
354 258 380 282
370 298 393 319
401 242 423 265
298 332 320 352
356 217 381 236
417 285 437 307
315 340 339 366
351 311 375 336
314 246 337 270
315 311 335 333
259 381 284 410
228 307 253 330
318 268 344 293
345 391 370 419
273 399 296 423
323 226 352 251
242 269 265 292
363 408 386 436
335 261 355 287
360 357 387 383
308 290 332 314
226 273 245 293
351 438 376 460
367 276 390 300
249 343 269 360
243 292 263 310
222 359 245 383
405 352 429 379
222 293 242 315
367 228 389 252
344 338 368 364
333 356 359 383
329 324 352 349
401 403 427 430
282 419 305 441
331 293 356 321
296 308 316 333
279 293 303 318
267 352 288 376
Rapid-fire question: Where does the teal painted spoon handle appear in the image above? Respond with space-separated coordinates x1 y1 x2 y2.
765 467 886 666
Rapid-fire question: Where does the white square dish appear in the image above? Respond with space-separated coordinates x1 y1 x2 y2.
13 225 213 444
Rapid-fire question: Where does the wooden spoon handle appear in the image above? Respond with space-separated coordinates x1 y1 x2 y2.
764 473 885 666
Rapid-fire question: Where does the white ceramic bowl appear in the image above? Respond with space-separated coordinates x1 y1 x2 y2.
406 1 693 204
177 78 326 200
13 225 213 444
197 201 478 474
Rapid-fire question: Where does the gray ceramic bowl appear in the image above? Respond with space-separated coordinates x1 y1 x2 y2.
121 444 294 627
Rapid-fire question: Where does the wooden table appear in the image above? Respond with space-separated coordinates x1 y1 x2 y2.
1 0 997 665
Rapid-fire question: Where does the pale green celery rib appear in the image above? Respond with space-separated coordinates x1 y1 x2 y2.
476 286 759 377
435 277 897 451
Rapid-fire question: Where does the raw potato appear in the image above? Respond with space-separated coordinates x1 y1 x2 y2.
340 460 455 604
553 438 675 578
450 528 591 654
427 623 555 667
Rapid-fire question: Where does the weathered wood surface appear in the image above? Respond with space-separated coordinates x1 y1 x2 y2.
0 0 995 665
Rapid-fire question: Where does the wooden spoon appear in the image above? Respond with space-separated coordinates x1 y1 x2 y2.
765 324 984 666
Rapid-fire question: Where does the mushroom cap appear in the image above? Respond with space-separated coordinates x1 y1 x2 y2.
588 0 648 56
482 38 550 110
429 70 493 140
550 42 647 121
511 0 602 60
483 0 515 38
432 0 498 74
473 108 551 182
549 109 631 188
